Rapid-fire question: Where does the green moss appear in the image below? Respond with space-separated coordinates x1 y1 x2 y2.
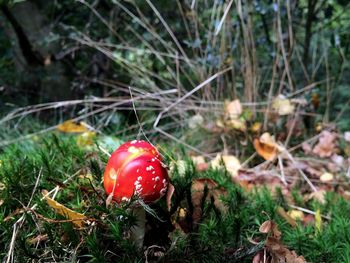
0 135 349 262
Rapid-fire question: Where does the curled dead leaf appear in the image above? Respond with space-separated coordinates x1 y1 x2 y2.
259 220 273 233
259 220 281 239
253 133 281 161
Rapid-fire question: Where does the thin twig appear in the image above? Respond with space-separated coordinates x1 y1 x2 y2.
214 0 234 36
283 148 318 192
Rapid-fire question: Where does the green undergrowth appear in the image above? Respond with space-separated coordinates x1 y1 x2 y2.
1 134 350 262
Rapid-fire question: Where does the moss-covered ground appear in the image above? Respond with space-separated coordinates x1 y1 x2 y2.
1 134 350 262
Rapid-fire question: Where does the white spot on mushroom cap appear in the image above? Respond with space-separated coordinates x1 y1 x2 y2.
135 187 143 195
137 176 142 181
155 176 160 182
130 140 137 144
146 165 154 171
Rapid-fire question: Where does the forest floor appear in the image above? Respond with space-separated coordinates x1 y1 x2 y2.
1 127 350 262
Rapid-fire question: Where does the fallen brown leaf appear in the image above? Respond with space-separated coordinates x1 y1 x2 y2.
257 220 307 263
191 178 227 225
254 133 280 161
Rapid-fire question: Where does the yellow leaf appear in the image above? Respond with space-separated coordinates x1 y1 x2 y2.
227 119 247 132
320 172 333 182
178 208 187 218
211 154 241 177
277 206 297 227
259 132 278 148
288 210 304 221
315 122 323 132
42 190 86 228
76 132 96 147
57 120 90 133
315 209 322 233
272 95 295 115
253 132 281 161
250 122 262 133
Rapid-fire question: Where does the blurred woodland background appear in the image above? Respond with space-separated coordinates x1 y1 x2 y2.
0 0 349 145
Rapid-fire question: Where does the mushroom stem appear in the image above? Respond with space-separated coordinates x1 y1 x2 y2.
130 206 146 250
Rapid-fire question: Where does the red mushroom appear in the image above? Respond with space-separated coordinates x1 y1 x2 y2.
103 140 169 204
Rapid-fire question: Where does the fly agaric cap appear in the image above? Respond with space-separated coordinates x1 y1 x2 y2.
104 140 169 203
